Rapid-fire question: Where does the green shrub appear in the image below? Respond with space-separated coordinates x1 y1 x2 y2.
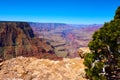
84 6 120 80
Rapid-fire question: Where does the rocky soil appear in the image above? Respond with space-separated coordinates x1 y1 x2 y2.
0 56 86 80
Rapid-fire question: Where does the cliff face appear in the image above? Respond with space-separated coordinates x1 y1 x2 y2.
0 22 34 47
0 22 57 60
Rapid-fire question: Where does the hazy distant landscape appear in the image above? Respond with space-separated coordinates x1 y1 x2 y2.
30 23 102 57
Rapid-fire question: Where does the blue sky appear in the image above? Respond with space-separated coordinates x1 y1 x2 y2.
0 0 120 24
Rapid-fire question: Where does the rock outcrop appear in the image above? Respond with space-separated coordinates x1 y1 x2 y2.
0 22 59 61
78 47 90 58
0 56 86 80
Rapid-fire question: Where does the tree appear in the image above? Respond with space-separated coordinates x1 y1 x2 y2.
84 6 120 80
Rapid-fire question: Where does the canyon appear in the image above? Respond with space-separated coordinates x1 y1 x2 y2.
30 22 102 57
0 21 102 80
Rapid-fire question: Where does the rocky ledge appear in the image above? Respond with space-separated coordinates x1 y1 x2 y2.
0 56 86 80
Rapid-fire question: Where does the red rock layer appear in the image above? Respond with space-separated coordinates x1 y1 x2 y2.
0 22 62 61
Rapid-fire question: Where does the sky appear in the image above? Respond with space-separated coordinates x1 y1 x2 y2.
0 0 120 24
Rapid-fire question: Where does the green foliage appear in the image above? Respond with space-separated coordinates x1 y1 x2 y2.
84 53 95 68
114 6 120 19
84 53 106 80
84 6 120 80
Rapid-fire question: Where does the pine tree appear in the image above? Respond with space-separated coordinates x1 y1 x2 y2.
84 6 120 80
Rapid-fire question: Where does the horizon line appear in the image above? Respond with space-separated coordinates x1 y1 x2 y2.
0 20 104 25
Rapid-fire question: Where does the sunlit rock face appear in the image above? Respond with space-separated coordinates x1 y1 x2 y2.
0 22 57 61
78 47 91 58
0 56 86 80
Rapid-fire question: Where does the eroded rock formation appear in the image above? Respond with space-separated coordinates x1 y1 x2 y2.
0 22 58 61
